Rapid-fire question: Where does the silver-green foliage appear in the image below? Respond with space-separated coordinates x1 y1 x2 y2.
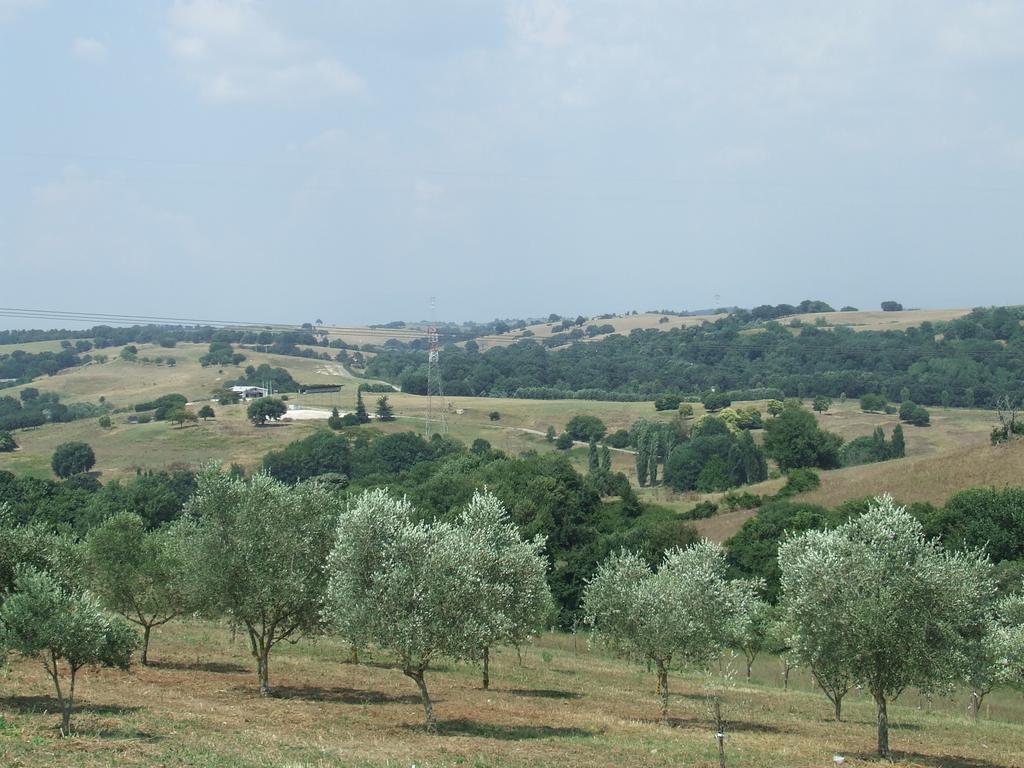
325 489 552 729
85 512 199 665
0 504 82 598
455 491 554 689
778 495 993 757
185 470 343 696
730 590 773 682
0 567 136 736
967 590 1024 717
583 540 757 722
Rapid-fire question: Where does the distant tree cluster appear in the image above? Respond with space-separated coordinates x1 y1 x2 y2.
198 341 246 367
748 299 835 321
762 402 842 470
899 400 930 426
840 425 905 466
229 364 299 394
0 389 110 432
367 305 1024 407
663 416 767 492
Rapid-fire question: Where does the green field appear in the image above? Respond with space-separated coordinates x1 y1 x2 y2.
0 620 1021 767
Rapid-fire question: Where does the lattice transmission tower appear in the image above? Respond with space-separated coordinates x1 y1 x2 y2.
425 297 448 436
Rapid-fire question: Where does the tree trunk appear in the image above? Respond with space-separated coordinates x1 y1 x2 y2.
350 645 359 664
874 692 889 758
47 653 71 737
782 660 791 691
141 624 152 666
833 695 843 722
657 661 670 724
712 696 727 768
61 667 77 737
482 646 490 690
61 703 72 738
405 667 437 732
257 649 271 697
971 689 987 722
746 659 752 682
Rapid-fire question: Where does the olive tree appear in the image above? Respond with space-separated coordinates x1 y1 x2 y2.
0 507 82 599
85 513 198 665
0 567 136 735
457 491 554 689
185 470 343 695
731 593 772 682
325 489 491 731
966 591 1024 718
778 495 993 757
583 541 758 723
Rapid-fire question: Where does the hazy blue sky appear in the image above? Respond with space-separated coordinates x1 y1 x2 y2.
2 1 1023 328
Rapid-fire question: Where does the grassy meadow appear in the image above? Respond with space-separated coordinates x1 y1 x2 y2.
1 341 1013 531
1 620 1022 768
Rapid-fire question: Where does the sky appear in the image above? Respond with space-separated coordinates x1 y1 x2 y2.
1 0 1023 329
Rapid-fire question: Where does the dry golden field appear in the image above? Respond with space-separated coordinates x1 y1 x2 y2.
774 308 970 332
0 343 1014 530
472 312 726 350
1 620 1021 768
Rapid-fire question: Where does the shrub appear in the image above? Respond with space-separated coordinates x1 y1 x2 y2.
555 432 574 450
702 391 731 412
654 394 682 411
0 430 16 452
605 428 631 448
564 414 607 442
899 401 930 426
721 491 763 512
859 393 887 413
678 500 719 521
777 468 821 497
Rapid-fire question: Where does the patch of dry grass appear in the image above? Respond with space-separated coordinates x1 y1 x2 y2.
776 308 970 332
473 312 725 351
0 620 1021 767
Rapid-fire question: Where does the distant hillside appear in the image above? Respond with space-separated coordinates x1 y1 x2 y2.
368 305 1024 408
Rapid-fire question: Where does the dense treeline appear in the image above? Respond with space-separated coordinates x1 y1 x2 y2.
0 389 111 432
0 468 197 536
369 306 1024 407
725 487 1024 602
263 430 692 623
0 348 87 383
1 429 692 625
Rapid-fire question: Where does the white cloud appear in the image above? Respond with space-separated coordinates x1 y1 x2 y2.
506 0 571 48
165 0 364 103
0 0 42 22
935 1 1024 60
71 37 107 63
